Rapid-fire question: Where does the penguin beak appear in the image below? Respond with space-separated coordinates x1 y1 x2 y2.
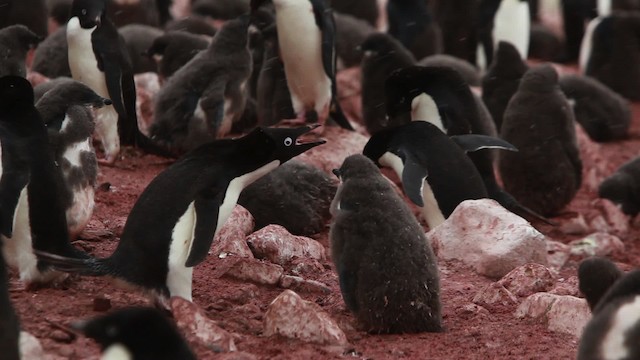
332 168 341 179
294 124 326 149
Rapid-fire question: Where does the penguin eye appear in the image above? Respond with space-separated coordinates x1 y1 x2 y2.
106 325 118 338
284 137 293 146
81 9 87 15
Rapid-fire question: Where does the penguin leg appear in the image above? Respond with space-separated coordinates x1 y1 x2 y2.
94 106 121 165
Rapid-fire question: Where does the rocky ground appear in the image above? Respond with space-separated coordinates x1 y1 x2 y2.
10 60 640 359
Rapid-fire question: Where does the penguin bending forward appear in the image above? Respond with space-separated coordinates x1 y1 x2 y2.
330 154 442 333
36 125 325 304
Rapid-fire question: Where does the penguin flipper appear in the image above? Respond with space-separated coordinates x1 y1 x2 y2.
401 155 427 207
0 171 29 238
451 134 518 153
200 80 228 135
184 189 225 267
338 267 358 312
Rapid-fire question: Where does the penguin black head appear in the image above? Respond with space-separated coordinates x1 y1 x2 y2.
599 172 639 216
70 0 107 28
211 13 251 49
252 124 326 164
42 80 113 108
332 154 379 182
578 257 624 311
72 307 196 359
519 64 559 93
0 75 35 111
361 127 396 166
490 41 528 76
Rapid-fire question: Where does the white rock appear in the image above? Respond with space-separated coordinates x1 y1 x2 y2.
498 263 556 297
263 290 348 346
223 258 284 286
559 213 590 235
473 283 518 307
549 276 581 297
246 225 325 265
515 293 591 337
297 126 369 175
279 275 331 294
211 206 255 259
170 297 237 352
20 331 46 360
569 232 625 258
546 240 571 271
546 296 591 337
428 199 548 278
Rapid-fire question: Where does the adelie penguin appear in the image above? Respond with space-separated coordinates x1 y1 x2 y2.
66 0 165 163
0 25 41 78
150 15 252 156
599 156 640 216
73 307 196 360
363 121 516 229
476 0 530 70
35 80 112 238
0 76 88 285
499 65 582 217
577 265 640 360
359 33 415 135
145 31 209 81
250 0 353 131
330 154 442 333
384 66 552 225
36 125 325 304
386 0 443 60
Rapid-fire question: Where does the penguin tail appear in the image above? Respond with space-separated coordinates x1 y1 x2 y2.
134 130 178 158
491 189 557 226
34 250 111 276
328 98 354 131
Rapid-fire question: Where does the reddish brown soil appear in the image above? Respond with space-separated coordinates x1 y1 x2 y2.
10 77 640 359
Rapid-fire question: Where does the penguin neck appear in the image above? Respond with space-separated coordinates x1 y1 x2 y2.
411 93 445 132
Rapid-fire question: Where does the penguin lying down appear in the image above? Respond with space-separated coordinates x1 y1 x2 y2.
363 121 518 229
36 125 325 305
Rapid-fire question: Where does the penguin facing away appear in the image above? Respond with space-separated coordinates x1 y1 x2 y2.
599 156 640 216
72 307 196 360
330 154 442 333
363 121 516 229
32 26 72 79
386 0 443 60
359 33 415 135
578 257 624 311
0 25 41 78
36 125 325 304
149 15 252 156
0 239 20 360
145 31 209 81
67 0 161 164
578 268 640 360
35 80 112 238
0 76 88 285
250 0 354 131
499 64 582 217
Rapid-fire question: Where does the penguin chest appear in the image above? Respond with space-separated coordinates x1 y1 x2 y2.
67 17 110 98
493 0 530 59
1 187 41 283
600 296 640 358
167 202 196 301
101 343 133 360
275 3 332 109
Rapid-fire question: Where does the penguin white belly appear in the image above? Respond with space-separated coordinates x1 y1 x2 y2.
493 0 530 60
67 18 120 162
67 18 109 98
61 136 96 237
101 343 133 360
1 187 55 283
600 296 640 359
380 152 445 229
167 202 196 301
275 2 332 113
579 17 602 74
411 93 445 132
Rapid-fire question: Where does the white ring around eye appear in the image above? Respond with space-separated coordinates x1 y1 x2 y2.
81 9 87 15
284 137 293 146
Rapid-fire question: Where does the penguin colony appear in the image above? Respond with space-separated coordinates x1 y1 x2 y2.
1 0 640 358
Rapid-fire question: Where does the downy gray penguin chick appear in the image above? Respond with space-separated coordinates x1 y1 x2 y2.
330 154 442 333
